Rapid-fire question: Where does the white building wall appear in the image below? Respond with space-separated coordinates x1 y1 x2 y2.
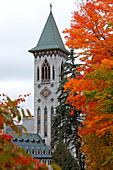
34 51 66 146
22 51 67 146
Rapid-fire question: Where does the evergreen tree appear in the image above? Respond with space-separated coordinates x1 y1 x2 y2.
51 49 85 169
51 49 82 159
52 141 79 170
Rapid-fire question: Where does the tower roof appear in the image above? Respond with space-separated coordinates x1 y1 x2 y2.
29 11 69 54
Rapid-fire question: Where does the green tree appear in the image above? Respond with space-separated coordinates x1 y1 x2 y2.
51 49 81 147
51 49 83 168
52 141 79 170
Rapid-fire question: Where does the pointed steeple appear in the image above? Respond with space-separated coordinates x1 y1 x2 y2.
29 9 69 54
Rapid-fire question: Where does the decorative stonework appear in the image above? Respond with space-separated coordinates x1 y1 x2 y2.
40 87 52 98
50 83 54 88
37 99 41 103
50 98 54 102
37 84 41 88
34 50 68 58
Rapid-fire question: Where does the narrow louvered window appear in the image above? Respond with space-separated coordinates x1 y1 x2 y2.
61 61 64 80
37 107 41 133
44 106 47 137
37 67 39 81
52 65 55 80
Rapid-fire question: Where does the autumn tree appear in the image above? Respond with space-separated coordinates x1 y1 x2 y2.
63 0 113 169
0 94 48 169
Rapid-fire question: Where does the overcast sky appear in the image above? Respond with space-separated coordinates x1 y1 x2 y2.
0 0 77 113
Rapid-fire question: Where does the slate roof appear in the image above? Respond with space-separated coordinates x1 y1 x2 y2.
29 11 69 54
11 133 52 159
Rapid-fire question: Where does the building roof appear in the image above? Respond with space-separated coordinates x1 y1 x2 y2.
29 11 69 54
11 133 52 159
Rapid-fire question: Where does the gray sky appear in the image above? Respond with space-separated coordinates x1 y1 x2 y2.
0 0 76 113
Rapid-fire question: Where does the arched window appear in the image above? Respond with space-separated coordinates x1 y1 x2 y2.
37 107 41 133
48 149 51 154
51 106 54 121
44 106 47 137
52 65 55 80
26 146 30 154
38 147 41 154
48 159 51 165
37 67 39 81
44 106 47 116
42 59 50 82
32 147 35 154
37 107 41 116
61 61 64 80
43 148 46 154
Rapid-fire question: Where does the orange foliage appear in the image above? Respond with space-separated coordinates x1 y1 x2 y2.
64 0 113 169
63 0 113 66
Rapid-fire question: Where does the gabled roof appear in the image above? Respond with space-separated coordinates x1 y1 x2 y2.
29 11 69 54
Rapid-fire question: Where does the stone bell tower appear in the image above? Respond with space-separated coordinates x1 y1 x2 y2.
29 6 69 146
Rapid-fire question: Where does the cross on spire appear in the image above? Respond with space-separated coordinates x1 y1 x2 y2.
50 3 52 13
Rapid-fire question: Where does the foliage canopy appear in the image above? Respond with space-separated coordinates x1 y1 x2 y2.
63 0 113 169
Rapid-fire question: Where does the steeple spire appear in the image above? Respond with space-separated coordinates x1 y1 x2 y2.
50 3 52 13
29 8 69 54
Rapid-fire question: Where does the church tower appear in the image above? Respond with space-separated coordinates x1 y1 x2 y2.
29 7 69 146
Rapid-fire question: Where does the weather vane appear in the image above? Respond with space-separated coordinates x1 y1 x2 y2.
50 3 52 13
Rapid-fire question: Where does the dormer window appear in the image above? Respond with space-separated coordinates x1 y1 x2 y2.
42 59 50 83
36 140 40 144
13 138 18 142
25 139 29 143
31 139 35 143
19 138 24 142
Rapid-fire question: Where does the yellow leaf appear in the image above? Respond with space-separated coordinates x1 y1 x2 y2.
51 163 62 170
